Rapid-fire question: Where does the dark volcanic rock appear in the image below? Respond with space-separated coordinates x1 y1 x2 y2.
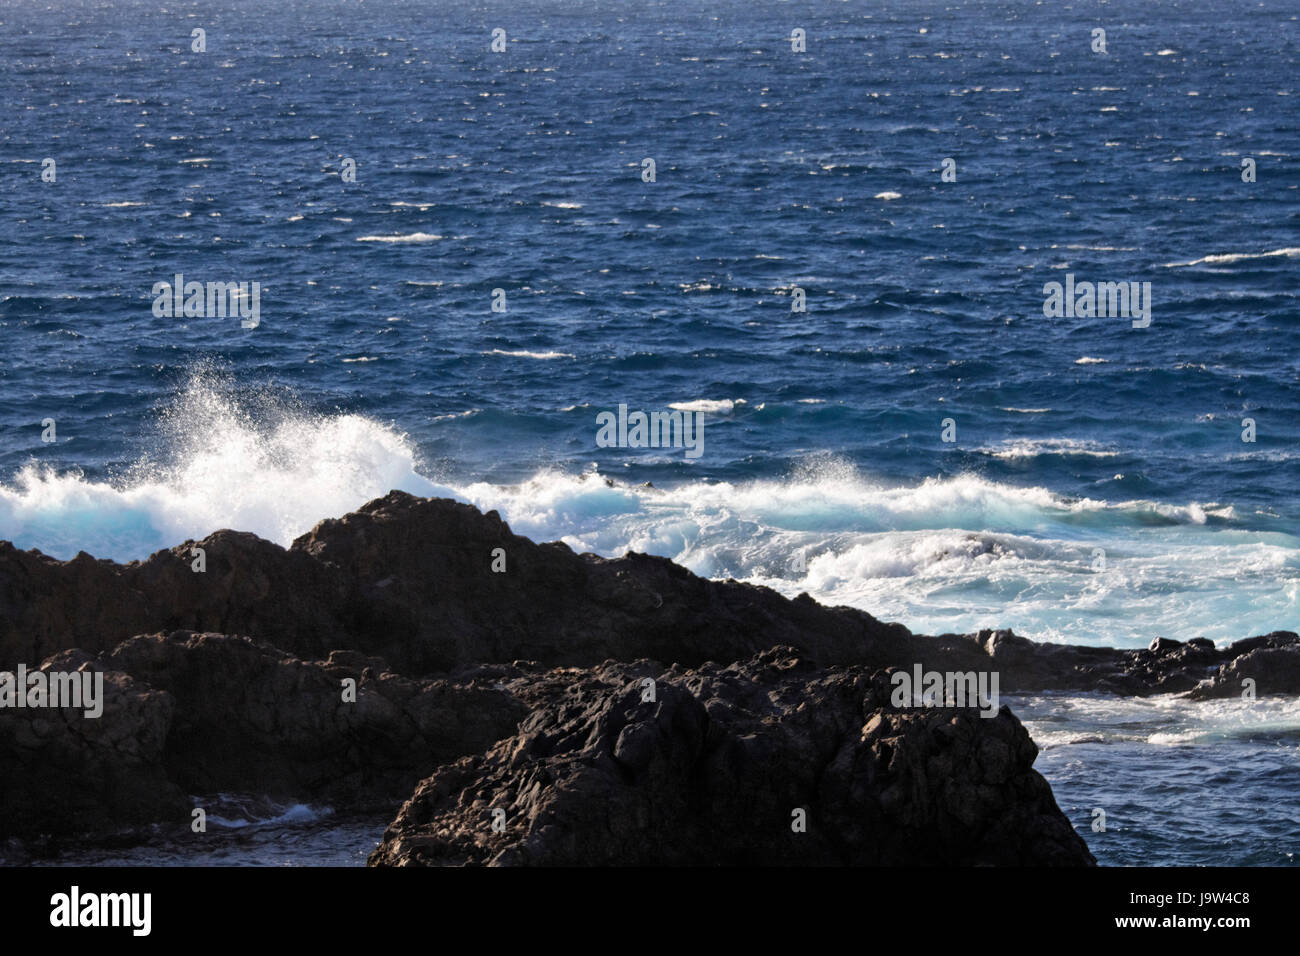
1188 636 1300 700
0 632 527 839
368 647 1094 867
952 628 1300 697
0 654 185 838
0 492 915 675
102 631 527 802
4 490 1292 699
3 491 1295 860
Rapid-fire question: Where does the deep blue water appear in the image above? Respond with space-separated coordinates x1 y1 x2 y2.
1 0 1297 865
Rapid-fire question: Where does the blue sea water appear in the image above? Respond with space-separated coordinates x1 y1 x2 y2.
1 0 1297 865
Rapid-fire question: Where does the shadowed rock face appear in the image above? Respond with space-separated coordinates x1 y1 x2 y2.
0 632 526 840
1188 638 1300 699
1 490 1291 861
0 492 913 676
369 647 1093 867
0 652 183 839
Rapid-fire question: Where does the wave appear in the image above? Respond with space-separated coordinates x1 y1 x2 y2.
668 398 744 414
201 794 333 829
1162 247 1300 267
484 349 575 360
0 375 1295 645
0 377 454 561
355 232 448 243
978 438 1119 460
1012 693 1300 749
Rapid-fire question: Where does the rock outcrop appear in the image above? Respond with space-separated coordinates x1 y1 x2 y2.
3 489 1294 862
957 628 1300 696
1 631 525 840
0 654 183 839
1188 636 1300 699
4 491 1295 697
0 492 913 675
369 647 1093 866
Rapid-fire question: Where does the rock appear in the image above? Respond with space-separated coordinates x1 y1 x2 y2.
368 648 1094 867
1189 640 1300 700
0 632 527 839
0 493 915 675
0 658 185 838
2 491 1294 860
2 492 1294 698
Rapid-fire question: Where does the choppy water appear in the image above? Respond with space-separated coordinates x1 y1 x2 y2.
1017 693 1300 866
3 795 385 867
1 0 1297 865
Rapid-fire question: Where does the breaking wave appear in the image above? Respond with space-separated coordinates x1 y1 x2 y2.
0 376 1295 646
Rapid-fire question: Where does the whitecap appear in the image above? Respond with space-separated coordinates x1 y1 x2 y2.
1163 247 1300 267
668 399 742 414
355 232 445 243
484 349 574 360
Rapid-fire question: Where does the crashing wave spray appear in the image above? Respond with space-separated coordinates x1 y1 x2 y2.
0 375 1295 646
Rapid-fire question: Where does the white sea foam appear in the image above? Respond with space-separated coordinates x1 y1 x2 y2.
668 398 742 414
355 233 446 243
0 376 453 560
0 379 1294 645
979 438 1119 460
484 349 574 360
1011 692 1300 749
204 795 333 829
1163 247 1300 267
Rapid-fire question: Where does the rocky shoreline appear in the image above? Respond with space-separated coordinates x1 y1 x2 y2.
2 491 1296 864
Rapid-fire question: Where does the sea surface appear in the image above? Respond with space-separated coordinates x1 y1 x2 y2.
1 0 1297 865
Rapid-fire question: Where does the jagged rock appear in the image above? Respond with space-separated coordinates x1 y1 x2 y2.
0 655 185 837
1189 637 1300 700
3 491 1292 699
950 627 1300 696
3 491 1293 861
0 493 914 675
0 632 527 839
368 647 1094 867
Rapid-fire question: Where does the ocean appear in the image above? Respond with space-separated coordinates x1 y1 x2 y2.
1 0 1297 865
